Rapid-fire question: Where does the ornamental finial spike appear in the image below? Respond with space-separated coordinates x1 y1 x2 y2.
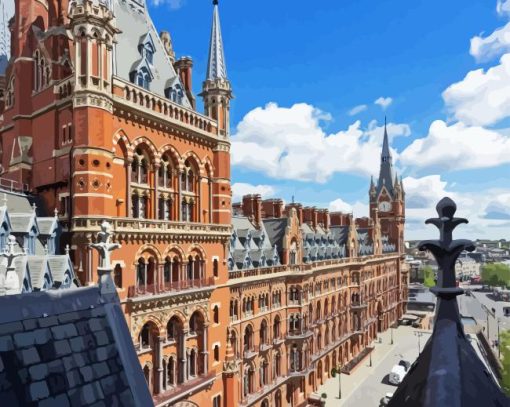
436 196 457 219
419 197 474 295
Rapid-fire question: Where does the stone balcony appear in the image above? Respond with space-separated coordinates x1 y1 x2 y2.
243 346 259 360
63 216 231 239
127 277 215 299
112 76 221 141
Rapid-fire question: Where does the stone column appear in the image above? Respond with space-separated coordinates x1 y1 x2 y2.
156 336 165 394
201 324 209 374
126 159 133 218
208 179 213 224
178 170 183 221
180 330 188 382
154 164 160 220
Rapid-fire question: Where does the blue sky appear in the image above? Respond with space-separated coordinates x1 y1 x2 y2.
4 0 509 239
147 0 509 240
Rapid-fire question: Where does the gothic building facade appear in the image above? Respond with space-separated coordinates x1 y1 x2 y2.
0 1 408 406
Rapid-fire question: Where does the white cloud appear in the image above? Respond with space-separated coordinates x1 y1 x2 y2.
231 183 275 202
443 54 510 126
374 97 393 109
366 119 411 142
470 22 510 61
329 198 353 213
400 175 510 240
232 102 409 183
484 193 510 219
348 104 367 116
497 0 510 16
150 0 185 9
402 175 448 209
400 120 510 171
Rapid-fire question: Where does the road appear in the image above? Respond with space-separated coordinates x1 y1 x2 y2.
458 285 510 345
318 326 431 407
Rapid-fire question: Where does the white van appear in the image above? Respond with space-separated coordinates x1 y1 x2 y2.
389 365 406 385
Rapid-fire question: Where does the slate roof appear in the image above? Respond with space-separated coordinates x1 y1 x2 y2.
0 286 152 407
229 216 280 271
263 218 287 250
113 0 192 108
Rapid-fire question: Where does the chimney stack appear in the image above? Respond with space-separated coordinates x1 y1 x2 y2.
242 194 262 228
174 56 196 109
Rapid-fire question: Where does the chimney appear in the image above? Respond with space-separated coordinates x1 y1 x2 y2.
242 194 262 228
312 207 318 230
174 56 196 109
323 209 330 230
261 199 284 218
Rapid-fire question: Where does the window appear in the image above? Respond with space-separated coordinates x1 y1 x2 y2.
214 345 219 362
213 306 219 324
114 264 122 288
213 258 219 277
213 395 221 407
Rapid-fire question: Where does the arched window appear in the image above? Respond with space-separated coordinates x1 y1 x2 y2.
213 258 219 277
214 345 219 362
213 305 219 324
114 264 122 288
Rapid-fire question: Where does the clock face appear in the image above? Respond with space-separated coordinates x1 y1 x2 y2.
378 201 391 212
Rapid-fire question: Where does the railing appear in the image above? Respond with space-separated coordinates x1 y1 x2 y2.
66 216 231 236
243 346 259 359
112 76 220 138
153 372 216 406
228 253 400 280
0 177 29 193
128 277 215 298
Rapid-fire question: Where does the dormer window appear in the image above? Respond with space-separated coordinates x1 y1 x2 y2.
143 43 155 64
136 67 151 90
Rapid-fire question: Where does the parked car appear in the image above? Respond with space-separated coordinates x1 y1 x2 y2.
389 365 407 385
380 392 394 406
398 359 411 372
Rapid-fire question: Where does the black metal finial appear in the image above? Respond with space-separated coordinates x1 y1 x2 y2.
418 197 475 297
213 0 218 5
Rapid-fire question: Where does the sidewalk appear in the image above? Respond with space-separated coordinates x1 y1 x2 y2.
317 327 415 406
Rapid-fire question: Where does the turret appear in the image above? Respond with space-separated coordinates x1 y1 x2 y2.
202 0 233 225
200 0 233 138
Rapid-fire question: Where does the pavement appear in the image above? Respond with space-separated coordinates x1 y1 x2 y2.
317 325 431 407
458 284 510 345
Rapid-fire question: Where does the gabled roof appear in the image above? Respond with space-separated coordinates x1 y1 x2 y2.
113 0 191 107
0 286 153 406
263 218 287 250
9 213 37 234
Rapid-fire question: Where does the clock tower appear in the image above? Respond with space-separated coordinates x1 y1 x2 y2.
369 119 405 253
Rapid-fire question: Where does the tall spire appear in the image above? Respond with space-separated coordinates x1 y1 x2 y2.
376 117 395 198
206 0 228 81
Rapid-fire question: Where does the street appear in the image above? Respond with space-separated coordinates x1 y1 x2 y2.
318 326 431 406
458 285 510 345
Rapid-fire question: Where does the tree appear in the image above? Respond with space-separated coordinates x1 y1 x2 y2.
500 330 510 396
422 266 436 288
481 263 510 288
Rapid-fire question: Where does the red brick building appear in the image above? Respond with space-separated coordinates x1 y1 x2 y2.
0 1 408 406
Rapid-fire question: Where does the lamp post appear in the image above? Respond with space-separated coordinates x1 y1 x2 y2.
390 326 394 345
337 363 342 399
414 331 424 354
369 348 372 367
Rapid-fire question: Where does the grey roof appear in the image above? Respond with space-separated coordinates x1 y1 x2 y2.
9 213 36 234
263 218 287 250
113 0 191 108
37 217 58 236
0 286 153 406
27 256 51 290
230 216 280 271
206 1 228 80
330 226 348 245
